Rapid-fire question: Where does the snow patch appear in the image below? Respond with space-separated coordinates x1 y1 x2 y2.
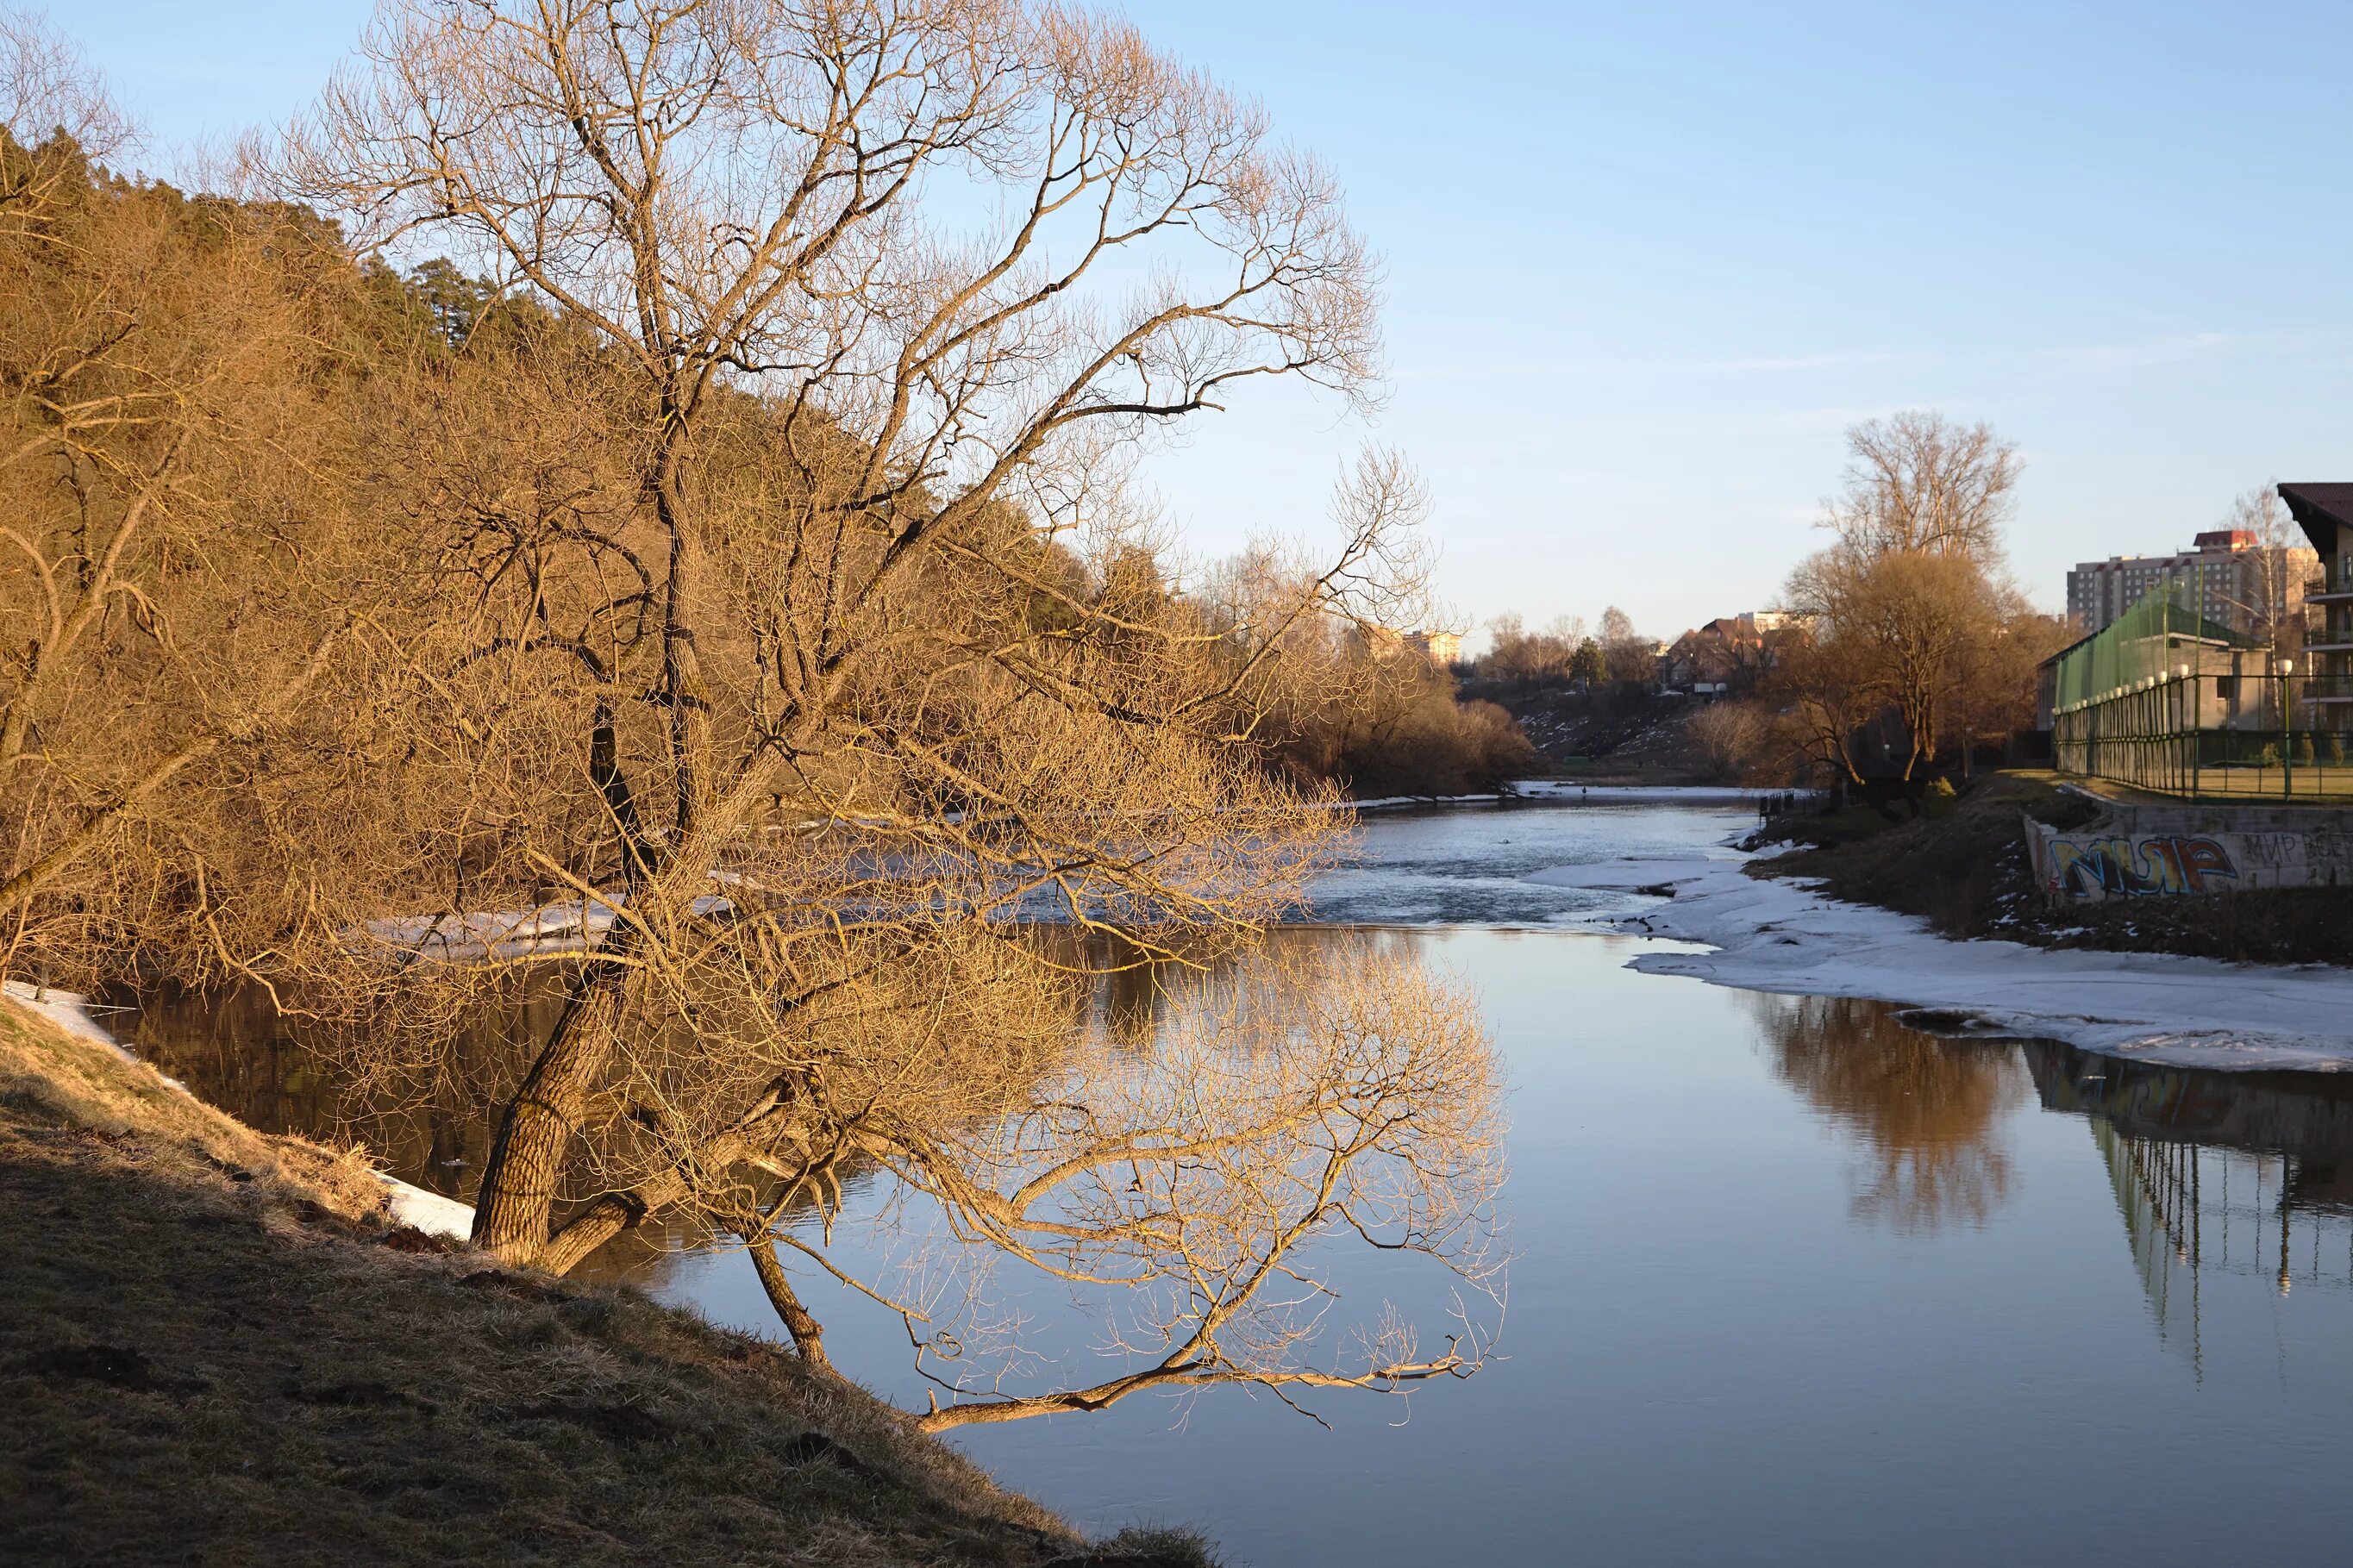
5 981 148 1071
377 1174 475 1240
1531 850 2353 1072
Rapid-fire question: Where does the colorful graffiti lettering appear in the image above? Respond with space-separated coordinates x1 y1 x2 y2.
2049 835 2238 899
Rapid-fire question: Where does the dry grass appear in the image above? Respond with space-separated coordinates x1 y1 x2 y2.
0 1003 390 1218
0 1003 1213 1567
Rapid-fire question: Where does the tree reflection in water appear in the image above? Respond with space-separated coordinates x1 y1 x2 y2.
124 927 1506 1425
1749 995 2027 1234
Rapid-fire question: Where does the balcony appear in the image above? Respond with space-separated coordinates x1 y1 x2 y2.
2305 612 2353 652
2306 576 2353 604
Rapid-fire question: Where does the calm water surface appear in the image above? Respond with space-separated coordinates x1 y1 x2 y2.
132 803 2353 1565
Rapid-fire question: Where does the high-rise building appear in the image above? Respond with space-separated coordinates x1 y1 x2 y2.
2064 529 2313 637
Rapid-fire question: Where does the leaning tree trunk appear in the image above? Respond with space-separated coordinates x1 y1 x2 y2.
470 949 634 1265
468 759 790 1266
745 1231 833 1371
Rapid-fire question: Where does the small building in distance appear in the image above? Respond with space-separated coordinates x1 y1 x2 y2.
2065 528 2312 639
1353 625 1462 667
1662 616 1766 693
1408 629 1462 665
1742 609 1805 634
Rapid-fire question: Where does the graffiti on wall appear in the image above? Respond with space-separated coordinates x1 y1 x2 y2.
2046 834 2238 899
2028 816 2353 903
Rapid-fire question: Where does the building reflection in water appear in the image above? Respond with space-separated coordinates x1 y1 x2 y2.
2025 1042 2353 1376
1749 994 2028 1234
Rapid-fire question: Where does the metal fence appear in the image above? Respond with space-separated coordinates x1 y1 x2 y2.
2051 672 2353 797
2049 584 2353 798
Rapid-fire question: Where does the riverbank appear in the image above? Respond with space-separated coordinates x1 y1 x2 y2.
1536 812 2353 1071
1749 772 2353 966
0 1000 1207 1568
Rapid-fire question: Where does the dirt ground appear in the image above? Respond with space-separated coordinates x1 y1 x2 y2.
0 1007 1209 1568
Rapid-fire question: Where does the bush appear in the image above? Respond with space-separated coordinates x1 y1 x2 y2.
2297 734 2317 765
1687 700 1770 784
2260 742 2281 768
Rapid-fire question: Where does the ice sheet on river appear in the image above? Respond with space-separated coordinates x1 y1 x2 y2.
1531 854 2353 1071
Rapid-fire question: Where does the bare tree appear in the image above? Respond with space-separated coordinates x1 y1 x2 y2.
1781 547 1987 781
1598 604 1650 684
0 6 132 239
240 0 1505 1427
1776 539 2059 787
1686 699 1774 783
2221 482 2310 656
1822 410 2019 566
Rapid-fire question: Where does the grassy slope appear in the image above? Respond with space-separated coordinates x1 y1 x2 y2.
0 1004 1205 1568
1751 771 2353 966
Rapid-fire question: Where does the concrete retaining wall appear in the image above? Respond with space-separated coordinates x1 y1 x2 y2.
2028 797 2353 903
2014 790 2353 903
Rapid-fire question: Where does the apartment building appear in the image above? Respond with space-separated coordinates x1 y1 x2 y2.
2065 529 2313 638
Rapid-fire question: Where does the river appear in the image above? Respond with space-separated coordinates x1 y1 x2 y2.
128 798 2353 1565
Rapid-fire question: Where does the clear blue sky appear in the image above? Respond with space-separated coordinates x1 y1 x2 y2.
57 0 2353 644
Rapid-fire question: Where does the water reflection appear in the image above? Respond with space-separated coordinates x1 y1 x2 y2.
122 978 570 1199
2026 1043 2353 1374
1749 994 2028 1234
109 909 2353 1565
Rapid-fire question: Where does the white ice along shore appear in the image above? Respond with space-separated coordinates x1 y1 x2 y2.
2 980 476 1239
1530 852 2353 1072
1346 782 1766 813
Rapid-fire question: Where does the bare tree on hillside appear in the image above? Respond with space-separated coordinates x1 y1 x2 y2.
1598 604 1650 684
0 17 366 957
260 0 1504 1426
0 7 131 237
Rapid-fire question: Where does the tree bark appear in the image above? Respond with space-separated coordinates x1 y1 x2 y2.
469 953 630 1264
744 1230 832 1371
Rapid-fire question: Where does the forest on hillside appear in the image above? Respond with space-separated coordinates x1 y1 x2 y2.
0 2 1508 1434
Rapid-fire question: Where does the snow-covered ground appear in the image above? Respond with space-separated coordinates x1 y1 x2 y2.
377 1178 475 1239
1533 850 2353 1071
1 981 475 1239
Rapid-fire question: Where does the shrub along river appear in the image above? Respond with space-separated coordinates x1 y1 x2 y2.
130 799 2353 1565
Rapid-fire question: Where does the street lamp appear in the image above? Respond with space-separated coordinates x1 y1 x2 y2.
2283 659 2296 799
2174 667 2193 803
